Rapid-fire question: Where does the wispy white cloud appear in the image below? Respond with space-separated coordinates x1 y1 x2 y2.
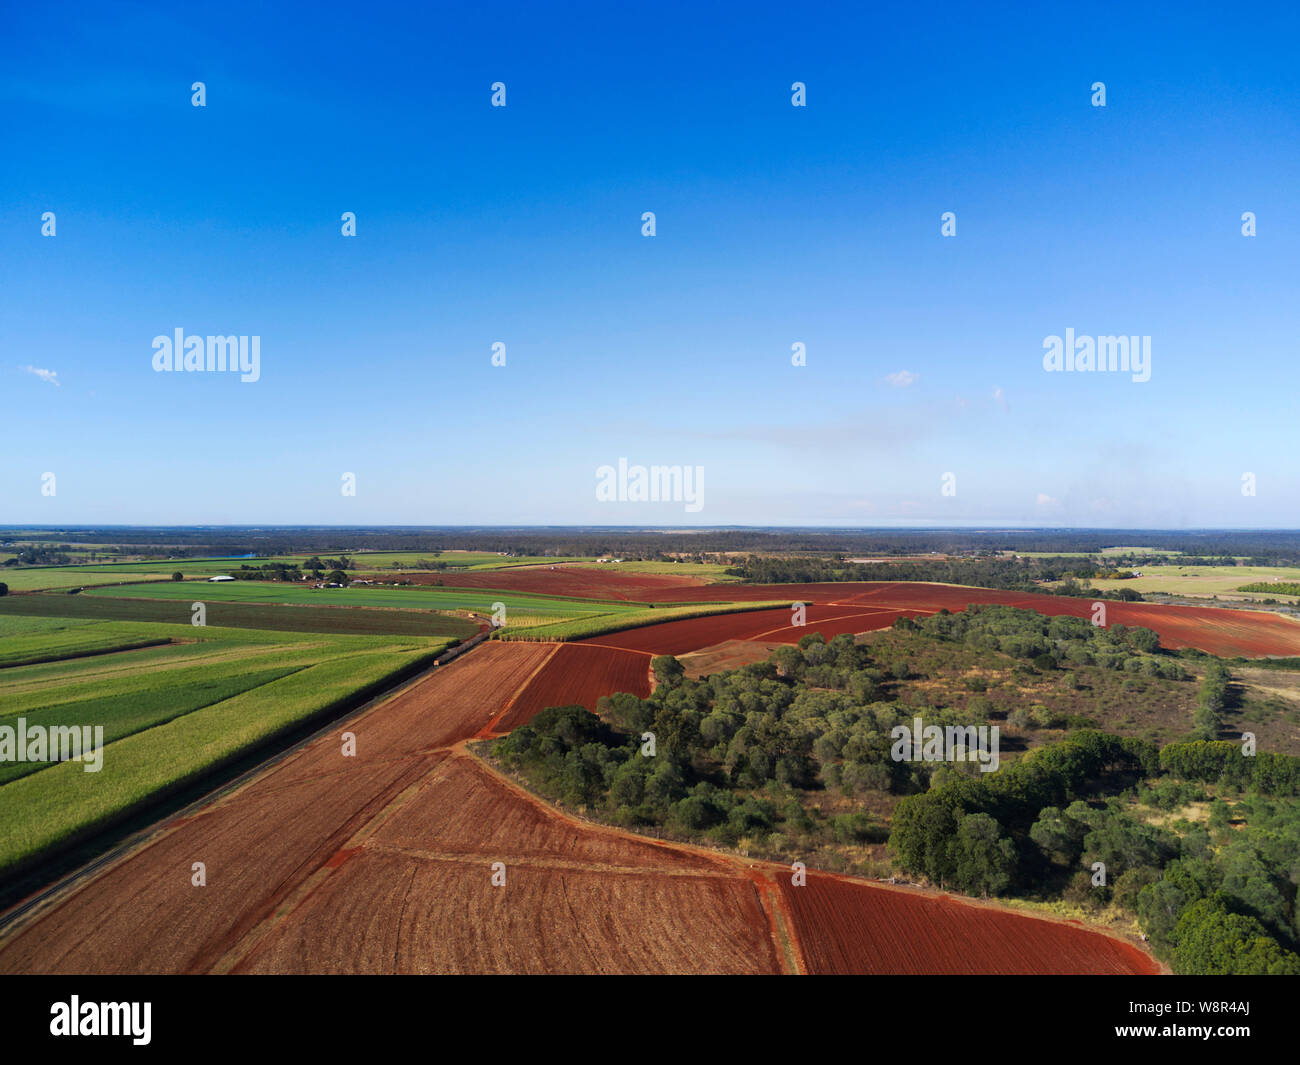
21 365 60 386
884 370 917 387
1036 492 1059 507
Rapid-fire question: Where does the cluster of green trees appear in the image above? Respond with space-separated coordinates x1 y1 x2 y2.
494 703 848 848
303 555 354 572
1192 663 1234 740
1 546 72 567
1160 740 1300 795
725 555 1063 589
228 556 354 582
233 563 307 581
1135 794 1300 974
494 631 954 853
896 604 1182 678
1239 581 1300 597
1051 579 1144 601
493 606 1196 863
889 730 1300 973
723 555 1147 601
890 731 1159 896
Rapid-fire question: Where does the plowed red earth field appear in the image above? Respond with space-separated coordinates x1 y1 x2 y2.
580 604 915 655
0 639 1157 975
575 581 1300 658
781 873 1160 975
492 643 652 733
0 642 779 974
385 565 710 600
841 583 1300 658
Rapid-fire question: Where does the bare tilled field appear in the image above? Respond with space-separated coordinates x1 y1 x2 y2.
393 565 711 600
578 605 903 656
231 756 784 975
576 580 1300 659
492 642 652 733
0 634 1159 975
0 642 783 974
781 873 1160 975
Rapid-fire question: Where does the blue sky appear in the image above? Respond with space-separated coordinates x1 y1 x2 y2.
2 1 1298 527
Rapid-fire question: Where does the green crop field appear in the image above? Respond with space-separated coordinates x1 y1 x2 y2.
0 567 178 592
0 591 480 638
0 616 174 668
0 615 455 880
81 580 642 626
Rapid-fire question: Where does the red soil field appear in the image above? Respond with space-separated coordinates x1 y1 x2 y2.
492 642 651 733
232 755 782 974
641 581 1300 659
846 583 1300 658
581 604 908 656
782 873 1159 975
385 564 710 601
0 643 554 974
0 636 1163 976
650 582 886 604
679 639 787 679
365 756 706 869
235 844 779 975
0 643 780 975
376 566 1298 658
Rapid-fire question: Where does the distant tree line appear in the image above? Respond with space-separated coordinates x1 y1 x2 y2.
2 546 73 567
1239 582 1300 597
724 555 1146 600
9 527 1300 563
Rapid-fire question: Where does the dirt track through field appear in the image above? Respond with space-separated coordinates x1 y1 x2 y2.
0 623 1163 974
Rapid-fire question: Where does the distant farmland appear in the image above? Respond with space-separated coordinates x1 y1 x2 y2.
0 592 479 638
0 552 596 591
80 580 644 627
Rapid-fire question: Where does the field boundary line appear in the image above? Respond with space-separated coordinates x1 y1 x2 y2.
750 870 807 975
751 607 895 641
217 753 458 974
475 642 563 738
569 641 656 656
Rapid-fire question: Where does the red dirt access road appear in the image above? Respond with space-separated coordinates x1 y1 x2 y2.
0 640 1157 975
